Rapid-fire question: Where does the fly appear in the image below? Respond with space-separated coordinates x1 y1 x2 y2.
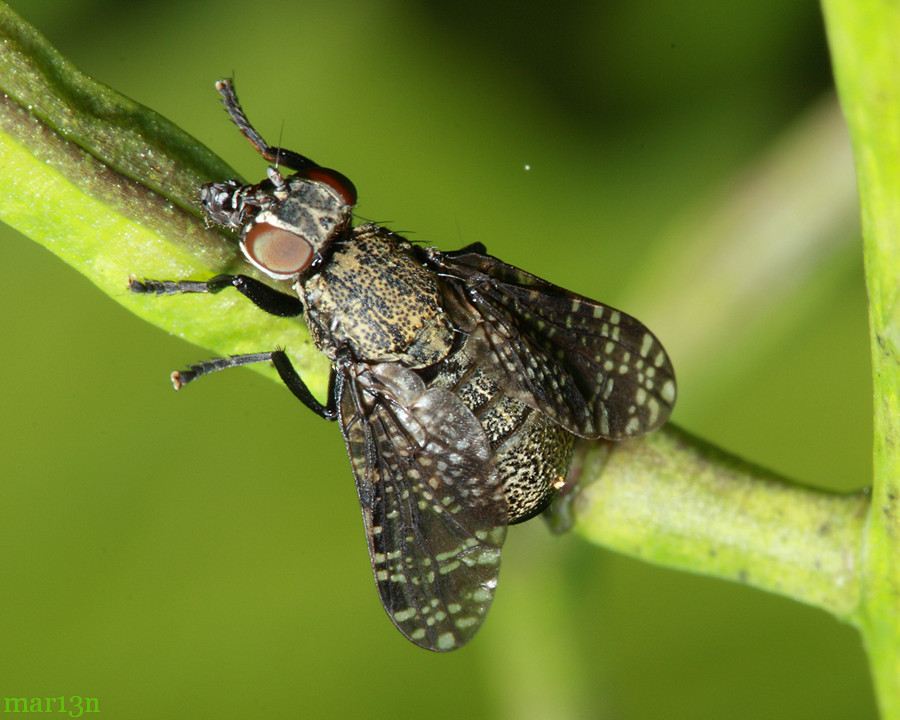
130 79 676 651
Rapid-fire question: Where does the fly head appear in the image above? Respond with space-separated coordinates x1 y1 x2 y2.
200 80 358 281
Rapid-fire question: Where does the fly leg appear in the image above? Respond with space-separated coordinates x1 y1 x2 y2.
129 275 336 420
129 274 303 317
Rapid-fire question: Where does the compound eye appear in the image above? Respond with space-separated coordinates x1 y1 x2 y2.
242 222 313 279
303 167 358 207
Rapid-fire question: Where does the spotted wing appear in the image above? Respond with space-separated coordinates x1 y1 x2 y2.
425 246 676 440
337 361 507 651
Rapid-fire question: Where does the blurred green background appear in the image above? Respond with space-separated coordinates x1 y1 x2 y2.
0 1 875 718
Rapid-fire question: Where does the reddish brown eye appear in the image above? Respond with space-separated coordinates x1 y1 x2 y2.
242 222 313 279
303 167 358 206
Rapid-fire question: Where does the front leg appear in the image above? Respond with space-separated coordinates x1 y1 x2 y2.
129 274 303 318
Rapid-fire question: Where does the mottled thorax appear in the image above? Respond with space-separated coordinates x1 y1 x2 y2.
299 225 454 366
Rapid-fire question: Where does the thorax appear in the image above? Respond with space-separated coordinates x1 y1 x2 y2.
298 225 454 367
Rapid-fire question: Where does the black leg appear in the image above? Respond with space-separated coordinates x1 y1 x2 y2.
172 352 277 389
172 350 337 421
271 351 338 420
130 274 303 318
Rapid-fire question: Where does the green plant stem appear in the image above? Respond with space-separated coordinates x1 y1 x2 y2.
821 0 900 715
563 426 866 618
